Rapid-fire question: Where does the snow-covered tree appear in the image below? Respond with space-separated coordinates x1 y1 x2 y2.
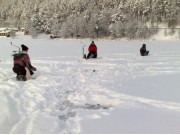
0 0 179 39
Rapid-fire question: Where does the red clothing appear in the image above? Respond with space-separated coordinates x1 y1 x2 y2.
88 44 97 52
13 51 33 69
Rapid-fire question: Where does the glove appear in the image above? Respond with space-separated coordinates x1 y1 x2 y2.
31 67 37 71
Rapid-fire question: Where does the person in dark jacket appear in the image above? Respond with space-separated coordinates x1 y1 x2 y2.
140 44 149 56
87 41 97 59
13 44 36 81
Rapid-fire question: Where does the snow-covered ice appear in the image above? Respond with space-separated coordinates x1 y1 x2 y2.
0 35 180 133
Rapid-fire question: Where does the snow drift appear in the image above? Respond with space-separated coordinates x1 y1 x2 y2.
0 36 180 133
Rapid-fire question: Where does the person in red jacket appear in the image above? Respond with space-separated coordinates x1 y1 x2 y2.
13 44 36 81
87 41 97 59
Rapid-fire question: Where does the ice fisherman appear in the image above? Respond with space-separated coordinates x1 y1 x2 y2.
13 44 36 81
87 41 98 59
140 44 149 56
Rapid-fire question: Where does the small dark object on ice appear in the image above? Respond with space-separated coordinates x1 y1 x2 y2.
83 54 86 59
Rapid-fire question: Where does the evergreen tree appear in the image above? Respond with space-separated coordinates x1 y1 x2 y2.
0 0 179 39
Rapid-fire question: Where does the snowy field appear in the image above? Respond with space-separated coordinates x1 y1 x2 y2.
0 35 180 133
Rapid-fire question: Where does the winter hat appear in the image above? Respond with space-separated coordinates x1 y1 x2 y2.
21 44 28 51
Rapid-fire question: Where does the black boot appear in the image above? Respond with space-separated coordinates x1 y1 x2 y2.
17 75 26 81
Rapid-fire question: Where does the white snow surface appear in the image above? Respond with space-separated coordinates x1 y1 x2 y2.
0 35 180 134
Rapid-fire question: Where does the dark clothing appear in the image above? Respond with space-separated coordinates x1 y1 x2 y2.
13 51 35 77
13 64 26 76
87 52 97 59
13 64 33 76
140 45 149 56
21 44 28 51
87 43 98 59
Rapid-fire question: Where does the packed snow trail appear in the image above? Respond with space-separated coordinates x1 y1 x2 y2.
1 39 180 133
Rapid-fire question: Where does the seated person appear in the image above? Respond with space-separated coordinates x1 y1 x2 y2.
140 44 149 56
87 41 97 59
13 44 36 81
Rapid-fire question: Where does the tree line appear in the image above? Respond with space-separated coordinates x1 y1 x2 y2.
0 0 179 39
